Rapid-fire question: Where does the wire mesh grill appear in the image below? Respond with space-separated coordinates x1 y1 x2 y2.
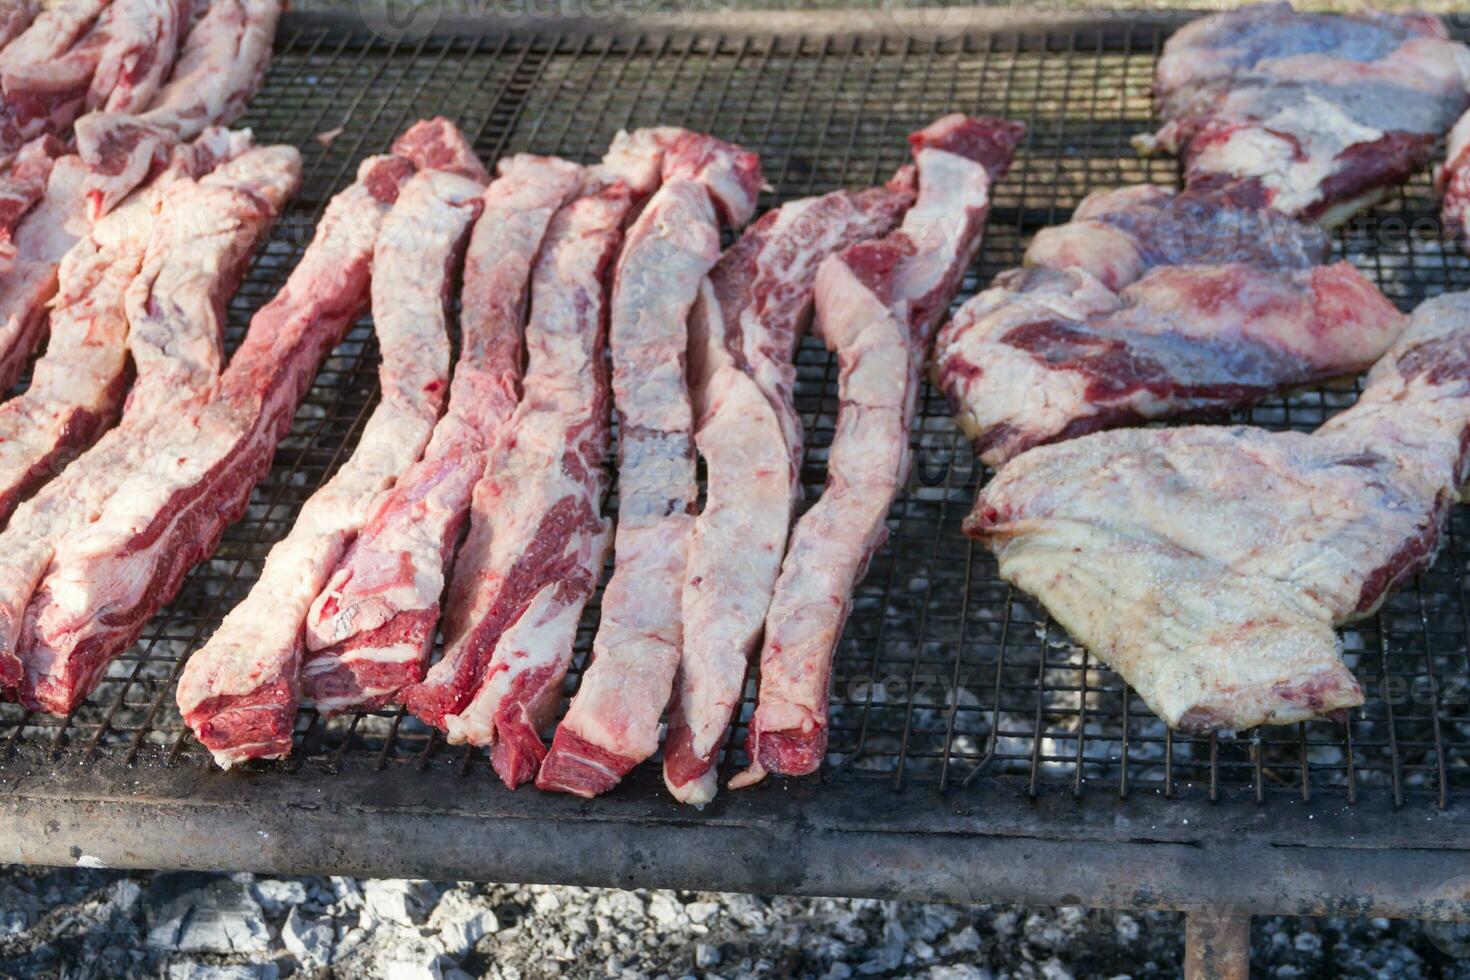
2 17 1468 816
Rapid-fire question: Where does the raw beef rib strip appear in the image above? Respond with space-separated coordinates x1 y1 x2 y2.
1135 3 1470 225
301 154 582 715
11 140 298 712
180 163 483 766
0 135 64 276
399 132 669 786
0 146 89 397
76 0 282 217
657 172 921 803
725 114 1022 795
0 0 191 163
174 155 419 765
0 129 266 528
933 186 1408 468
967 290 1470 732
537 133 762 797
0 130 291 695
9 120 468 715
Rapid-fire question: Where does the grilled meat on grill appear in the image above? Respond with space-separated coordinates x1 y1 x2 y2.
535 131 761 798
730 114 1022 793
174 146 430 766
1136 2 1470 225
301 153 580 716
76 0 282 217
0 130 296 700
0 128 263 530
933 185 1407 468
967 290 1470 732
397 132 668 786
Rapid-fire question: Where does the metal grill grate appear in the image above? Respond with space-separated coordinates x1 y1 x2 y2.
3 15 1469 826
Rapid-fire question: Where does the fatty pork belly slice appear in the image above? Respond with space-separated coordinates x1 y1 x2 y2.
724 114 1022 795
0 0 191 162
967 290 1470 733
0 145 89 396
1136 2 1470 225
18 119 479 718
174 154 417 765
935 259 1407 469
648 168 933 805
398 135 670 785
0 128 268 528
536 132 762 797
300 155 582 716
179 168 482 766
76 0 282 217
0 132 293 696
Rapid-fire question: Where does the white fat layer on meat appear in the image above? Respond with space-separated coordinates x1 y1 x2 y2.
443 583 586 746
1191 95 1381 216
171 167 481 716
555 173 721 770
420 165 641 742
303 156 581 670
664 167 919 798
934 193 1407 467
0 136 289 683
742 136 993 782
0 153 90 389
975 291 1470 731
0 0 185 163
171 159 430 717
35 168 473 652
78 0 283 216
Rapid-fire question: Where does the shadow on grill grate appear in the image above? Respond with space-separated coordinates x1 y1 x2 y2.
3 19 1468 812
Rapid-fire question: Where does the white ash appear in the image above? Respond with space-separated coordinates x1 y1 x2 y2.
1 865 1469 978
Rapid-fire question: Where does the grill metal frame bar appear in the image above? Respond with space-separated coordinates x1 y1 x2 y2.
0 8 1467 932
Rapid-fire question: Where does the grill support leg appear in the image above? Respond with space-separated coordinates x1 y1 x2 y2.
1184 908 1251 980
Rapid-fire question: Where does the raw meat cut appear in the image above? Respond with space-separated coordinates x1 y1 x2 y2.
181 157 483 766
0 135 64 276
0 0 38 50
647 174 925 804
399 131 673 787
76 0 281 216
728 114 1022 795
0 128 265 528
537 133 761 797
1020 184 1328 292
1136 3 1470 225
9 139 298 712
0 0 191 163
301 154 582 715
0 146 89 397
175 153 423 765
0 130 294 696
1440 108 1470 248
5 120 467 715
933 186 1408 468
966 289 1470 732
